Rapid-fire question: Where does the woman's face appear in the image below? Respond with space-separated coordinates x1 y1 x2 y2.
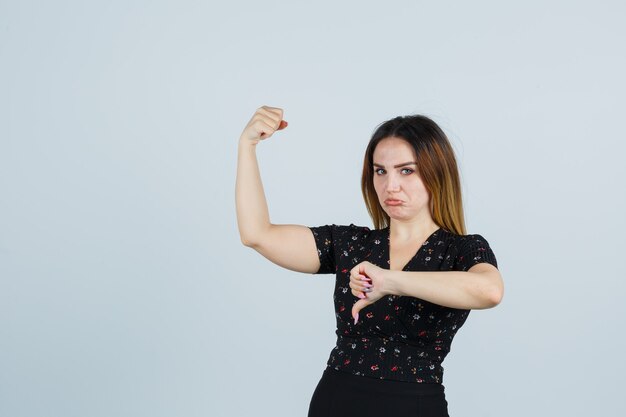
372 136 432 223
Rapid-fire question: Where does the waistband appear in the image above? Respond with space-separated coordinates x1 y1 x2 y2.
322 367 445 396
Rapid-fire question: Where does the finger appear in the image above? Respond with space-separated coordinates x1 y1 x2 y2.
353 302 366 324
256 120 277 139
259 108 281 127
277 120 288 130
255 112 281 131
351 288 366 299
350 274 369 297
258 107 282 128
349 276 368 291
261 105 284 120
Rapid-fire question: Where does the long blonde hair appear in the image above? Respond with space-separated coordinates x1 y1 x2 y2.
361 115 467 235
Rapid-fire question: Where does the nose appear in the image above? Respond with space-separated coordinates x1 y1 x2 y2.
386 173 400 192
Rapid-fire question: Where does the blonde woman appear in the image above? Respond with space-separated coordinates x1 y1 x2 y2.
236 106 504 417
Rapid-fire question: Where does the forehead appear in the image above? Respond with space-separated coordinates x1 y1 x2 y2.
373 137 415 159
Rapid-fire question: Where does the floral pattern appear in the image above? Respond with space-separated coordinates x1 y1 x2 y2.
308 223 498 383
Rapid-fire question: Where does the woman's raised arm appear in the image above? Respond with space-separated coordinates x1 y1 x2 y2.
235 106 321 274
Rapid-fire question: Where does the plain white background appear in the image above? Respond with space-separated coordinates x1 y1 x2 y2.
1 1 625 416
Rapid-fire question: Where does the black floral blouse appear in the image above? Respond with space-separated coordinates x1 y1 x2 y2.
308 223 498 383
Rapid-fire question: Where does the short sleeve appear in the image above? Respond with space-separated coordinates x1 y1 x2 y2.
308 224 336 274
308 223 368 274
455 234 498 272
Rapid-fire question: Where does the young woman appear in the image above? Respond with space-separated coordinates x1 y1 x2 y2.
236 105 504 417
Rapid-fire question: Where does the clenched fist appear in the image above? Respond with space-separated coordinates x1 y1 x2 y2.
239 105 288 146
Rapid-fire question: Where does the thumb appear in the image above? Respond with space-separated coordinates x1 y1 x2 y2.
352 298 371 325
277 120 288 130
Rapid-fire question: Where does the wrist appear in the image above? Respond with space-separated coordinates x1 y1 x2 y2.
238 138 258 149
383 269 403 296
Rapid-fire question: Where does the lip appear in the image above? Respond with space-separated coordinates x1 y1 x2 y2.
385 199 403 205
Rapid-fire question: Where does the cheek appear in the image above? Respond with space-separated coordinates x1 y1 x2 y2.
407 181 428 198
373 177 382 191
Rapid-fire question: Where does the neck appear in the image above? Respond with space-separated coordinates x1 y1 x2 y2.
388 218 439 242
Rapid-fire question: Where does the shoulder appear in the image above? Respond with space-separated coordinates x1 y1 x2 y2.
345 223 373 237
455 233 493 248
447 231 498 270
436 229 492 249
339 223 372 240
309 223 372 242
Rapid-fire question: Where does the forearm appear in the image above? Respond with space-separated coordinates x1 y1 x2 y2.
385 269 501 310
235 141 271 246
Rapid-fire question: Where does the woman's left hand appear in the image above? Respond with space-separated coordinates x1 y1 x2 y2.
348 261 390 324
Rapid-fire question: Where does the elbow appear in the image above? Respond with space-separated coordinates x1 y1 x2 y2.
468 268 504 309
238 225 270 248
240 235 256 248
476 280 503 309
487 284 504 308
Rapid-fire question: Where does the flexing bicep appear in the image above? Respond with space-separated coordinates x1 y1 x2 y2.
248 224 323 274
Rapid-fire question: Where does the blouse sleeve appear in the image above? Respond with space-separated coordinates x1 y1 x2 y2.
308 224 338 274
455 234 498 272
308 223 370 274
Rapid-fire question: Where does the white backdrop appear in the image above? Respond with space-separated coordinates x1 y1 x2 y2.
1 1 625 416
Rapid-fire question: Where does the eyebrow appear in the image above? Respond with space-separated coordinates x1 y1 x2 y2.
372 162 417 168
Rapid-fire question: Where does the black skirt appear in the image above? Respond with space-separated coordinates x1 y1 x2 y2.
308 367 450 417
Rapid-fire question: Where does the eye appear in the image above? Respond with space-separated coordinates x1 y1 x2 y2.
374 168 414 175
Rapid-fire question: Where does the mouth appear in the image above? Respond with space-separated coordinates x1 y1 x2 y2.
384 199 403 205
